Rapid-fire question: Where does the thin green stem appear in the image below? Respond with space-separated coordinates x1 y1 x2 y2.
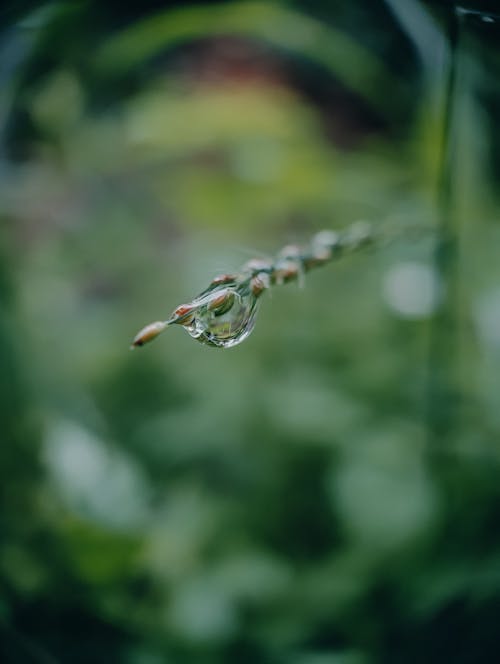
426 5 462 448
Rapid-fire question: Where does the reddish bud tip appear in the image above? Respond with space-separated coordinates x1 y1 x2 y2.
211 273 236 285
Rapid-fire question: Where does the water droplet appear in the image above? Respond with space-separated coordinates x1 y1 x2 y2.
179 285 259 348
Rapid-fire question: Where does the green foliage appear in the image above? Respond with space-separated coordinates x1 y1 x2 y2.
1 1 500 662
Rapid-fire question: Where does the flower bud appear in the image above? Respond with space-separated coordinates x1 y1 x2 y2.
243 258 273 275
278 244 301 259
211 273 236 286
172 304 196 326
341 221 373 250
313 230 340 250
303 249 330 270
251 273 270 297
274 259 300 284
131 321 167 349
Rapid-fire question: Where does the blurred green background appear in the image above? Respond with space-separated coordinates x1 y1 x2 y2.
1 1 500 662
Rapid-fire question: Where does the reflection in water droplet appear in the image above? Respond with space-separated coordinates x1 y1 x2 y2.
179 285 259 348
